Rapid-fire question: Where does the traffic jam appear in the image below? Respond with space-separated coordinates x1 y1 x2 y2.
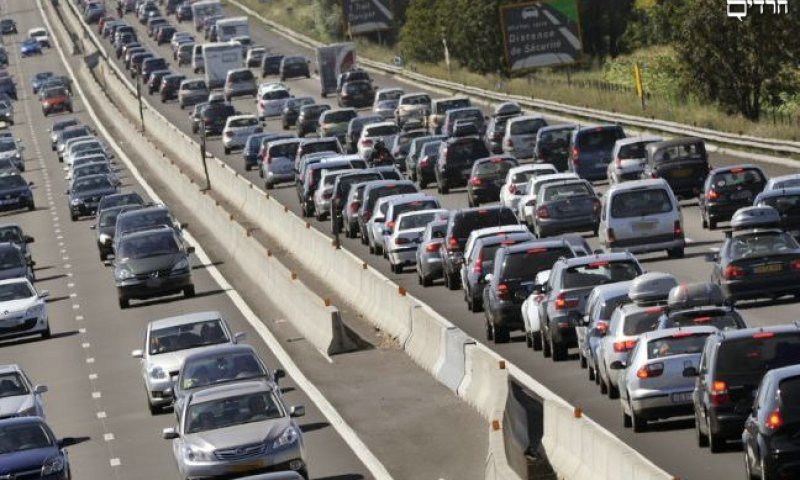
0 0 798 479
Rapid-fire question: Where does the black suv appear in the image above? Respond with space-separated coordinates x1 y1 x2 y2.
435 137 490 194
201 103 236 136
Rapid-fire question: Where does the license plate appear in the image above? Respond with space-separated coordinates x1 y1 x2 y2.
731 190 752 201
670 392 692 403
146 278 163 288
671 168 692 178
754 263 783 274
231 461 263 473
634 221 656 231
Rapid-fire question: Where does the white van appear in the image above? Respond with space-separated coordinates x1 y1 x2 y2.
599 178 685 258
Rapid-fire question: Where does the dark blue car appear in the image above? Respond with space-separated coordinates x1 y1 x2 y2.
68 174 117 220
0 77 16 101
0 173 33 211
0 417 74 479
20 39 41 57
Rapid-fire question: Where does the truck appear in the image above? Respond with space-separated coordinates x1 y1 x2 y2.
316 43 356 98
191 0 224 31
202 42 243 89
215 17 250 43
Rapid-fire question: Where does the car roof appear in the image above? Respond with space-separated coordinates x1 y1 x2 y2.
649 137 704 148
385 193 437 206
590 281 633 300
508 114 545 123
226 114 258 122
606 178 669 193
713 324 800 341
559 251 636 267
763 364 800 384
0 364 21 375
150 311 224 330
508 164 556 175
188 379 274 405
639 325 718 342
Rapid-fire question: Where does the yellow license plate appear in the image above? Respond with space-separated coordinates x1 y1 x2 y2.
755 264 783 274
671 168 692 178
231 461 263 473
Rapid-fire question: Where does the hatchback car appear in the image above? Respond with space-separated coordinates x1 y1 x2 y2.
260 54 284 77
499 164 558 213
0 417 73 480
435 136 491 194
279 55 310 81
0 278 48 340
318 109 357 145
338 80 374 109
296 104 330 137
261 138 301 188
0 364 47 419
700 164 767 229
281 96 314 129
416 219 448 286
754 187 800 236
357 180 419 242
607 136 663 185
502 115 547 159
642 137 710 200
386 209 448 273
178 78 209 109
224 68 257 102
463 156 518 207
573 281 632 380
257 86 291 119
92 204 142 261
462 231 534 312
222 115 263 154
568 125 626 181
67 173 117 220
532 179 600 238
159 74 186 103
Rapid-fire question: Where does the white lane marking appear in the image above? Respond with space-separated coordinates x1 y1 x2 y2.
62 256 69 260
72 304 80 310
81 342 90 349
67 282 74 288
96 411 107 419
75 315 84 321
64 263 71 268
92 392 102 399
109 458 121 467
104 433 114 442
86 358 95 364
78 328 86 334
56 235 63 240
43 6 393 477
88 373 98 380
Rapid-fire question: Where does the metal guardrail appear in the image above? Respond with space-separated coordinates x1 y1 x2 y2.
229 0 800 158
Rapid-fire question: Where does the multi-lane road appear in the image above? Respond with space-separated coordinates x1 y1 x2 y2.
68 1 800 478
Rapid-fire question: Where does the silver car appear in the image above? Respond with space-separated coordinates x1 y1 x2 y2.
313 169 355 221
163 380 308 479
178 78 209 109
132 311 245 413
263 138 302 190
0 364 47 419
606 136 663 185
416 219 448 286
386 209 447 274
617 326 716 432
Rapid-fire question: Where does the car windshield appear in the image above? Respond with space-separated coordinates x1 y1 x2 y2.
324 110 356 124
118 211 171 234
610 189 672 218
117 232 179 260
0 372 28 398
510 118 546 135
0 281 33 302
0 175 26 189
0 423 52 453
75 164 111 177
181 352 266 390
365 125 398 137
717 334 800 385
543 182 592 202
186 391 283 434
577 128 625 152
563 261 641 289
0 248 21 270
0 227 21 243
0 140 15 153
727 232 799 259
711 168 765 190
474 159 515 177
229 118 258 128
646 333 710 359
666 309 741 330
73 176 113 193
149 319 229 355
101 193 143 209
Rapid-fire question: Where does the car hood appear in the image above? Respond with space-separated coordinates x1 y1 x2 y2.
0 267 26 280
0 151 19 159
0 394 34 417
0 297 38 315
186 417 292 451
119 253 184 275
73 187 116 200
0 447 56 474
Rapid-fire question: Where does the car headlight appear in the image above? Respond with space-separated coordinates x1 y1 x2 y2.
149 365 166 379
41 455 65 475
98 233 111 245
184 446 213 462
13 153 19 158
115 267 132 280
172 258 189 272
25 304 43 318
70 198 83 206
272 426 299 449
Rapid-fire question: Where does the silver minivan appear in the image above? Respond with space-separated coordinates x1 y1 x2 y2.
191 44 204 73
607 136 663 185
262 138 302 189
223 68 257 101
502 115 547 159
599 178 685 259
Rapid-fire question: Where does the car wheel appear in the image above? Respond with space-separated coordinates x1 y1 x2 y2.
709 218 717 230
631 404 648 432
446 272 459 290
70 213 78 221
485 320 494 341
148 399 161 415
702 215 708 229
542 331 552 357
622 407 632 428
265 181 274 190
588 365 595 381
184 285 196 298
667 247 684 259
28 201 35 211
118 296 129 309
421 274 432 287
579 353 587 369
694 410 709 447
391 263 402 274
440 181 450 194
419 179 427 189
532 331 543 351
472 296 483 313
493 324 510 344
525 332 533 348
708 416 724 453
223 146 230 155
608 381 620 399
368 243 375 255
551 337 567 362
41 325 51 339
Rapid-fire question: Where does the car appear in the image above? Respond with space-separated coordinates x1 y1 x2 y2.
48 119 79 151
596 272 677 396
532 179 600 238
642 137 710 200
330 170 383 232
341 180 376 238
607 136 663 185
313 169 357 221
499 164 558 213
373 99 399 121
0 100 12 126
416 219 448 287
344 115 383 154
658 282 747 331
201 101 236 137
0 138 24 171
441 107 485 138
141 57 169 85
38 76 72 97
41 87 73 116
67 173 117 220
0 417 74 479
31 71 55 95
465 156 519 207
435 136 491 194
55 125 94 161
543 253 646 361
0 278 48 340
318 108 358 146
485 113 521 155
700 164 767 229
27 27 50 48
129 52 154 78
390 129 428 174
222 115 263 154
356 122 399 161
764 173 800 191
260 54 284 77
368 193 441 256
414 139 444 189
224 68 257 102
616 326 717 432
241 133 270 172
257 86 291 119
462 230 535 312
395 93 432 129
0 19 17 35
0 364 47 419
112 205 182 254
462 224 531 272
92 204 142 261
256 135 296 182
146 70 172 95
163 379 308 478
0 47 7 68
177 78 208 109
175 42 194 66
427 97 471 135
338 80 375 109
156 25 177 45
441 206 519 290
742 364 800 479
0 224 34 265
64 138 112 167
754 187 800 236
599 178 685 258
281 96 314 130
97 191 145 216
0 173 34 212
246 46 267 68
502 115 547 159
293 138 343 181
159 73 186 103
690 324 800 453
405 135 447 182
279 55 310 81
69 161 119 187
19 39 41 57
357 180 419 241
300 158 365 218
567 125 626 181
131 311 244 413
114 226 195 309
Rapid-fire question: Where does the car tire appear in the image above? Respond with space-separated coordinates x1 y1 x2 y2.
532 331 543 351
391 263 402 274
118 296 129 309
100 251 107 262
224 146 230 155
579 353 587 369
542 331 552 357
551 337 567 362
707 416 723 453
599 374 608 394
623 408 632 429
631 404 648 432
485 320 494 341
588 365 595 381
608 382 620 399
70 213 78 221
709 218 717 230
41 325 51 339
667 247 684 259
265 181 274 190
493 324 510 344
440 181 450 195
28 201 35 212
184 285 196 298
148 399 161 415
525 332 533 348
445 272 460 290
419 179 427 189
421 274 432 287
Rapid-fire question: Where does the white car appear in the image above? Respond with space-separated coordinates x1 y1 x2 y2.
517 172 578 226
27 27 50 48
64 138 112 167
245 47 266 68
376 194 441 258
356 121 399 160
386 209 448 273
222 115 263 154
131 311 245 414
764 173 800 191
257 87 292 119
0 138 24 172
521 269 551 350
0 278 50 340
0 364 48 420
606 136 663 185
499 164 557 213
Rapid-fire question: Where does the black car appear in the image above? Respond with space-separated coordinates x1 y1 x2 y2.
296 104 330 138
147 69 171 95
141 57 169 85
462 231 534 312
391 129 428 174
743 364 800 478
113 227 195 308
0 76 16 101
330 170 383 232
338 80 375 109
201 103 236 136
281 96 314 130
441 206 519 290
0 417 75 480
466 156 518 207
755 187 800 236
129 52 154 78
435 136 491 194
0 18 16 35
643 137 710 200
416 139 444 189
0 173 34 212
357 180 419 241
485 113 521 154
67 173 118 220
700 165 767 229
92 204 142 261
176 4 193 22
0 223 34 264
279 56 310 81
690 324 800 453
159 73 185 103
535 125 576 172
261 54 284 77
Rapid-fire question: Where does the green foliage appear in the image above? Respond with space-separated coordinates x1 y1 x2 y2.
311 0 342 42
622 0 687 50
398 0 444 63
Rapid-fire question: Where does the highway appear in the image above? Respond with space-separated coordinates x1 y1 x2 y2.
68 2 800 478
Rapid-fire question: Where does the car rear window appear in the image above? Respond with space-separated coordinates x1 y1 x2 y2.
229 118 258 128
399 211 439 230
393 200 439 219
779 377 800 421
451 208 517 239
303 141 339 155
345 81 371 93
475 159 515 177
422 141 442 156
268 143 300 158
145 59 167 70
711 168 765 190
365 125 398 137
618 141 654 160
501 247 571 280
325 110 357 124
621 309 662 336
562 261 641 289
577 128 625 152
653 142 706 163
228 70 254 82
646 333 710 359
402 94 430 105
444 139 490 165
510 118 546 135
262 89 289 100
666 310 742 330
543 182 592 202
610 188 672 218
436 98 470 114
367 185 418 209
726 232 799 259
716 333 800 385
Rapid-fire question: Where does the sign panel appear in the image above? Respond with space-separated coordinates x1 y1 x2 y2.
344 0 394 34
500 0 583 72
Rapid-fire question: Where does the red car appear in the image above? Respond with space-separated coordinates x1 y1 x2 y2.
41 87 73 116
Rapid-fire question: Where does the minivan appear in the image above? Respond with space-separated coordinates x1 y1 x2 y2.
642 137 710 199
568 125 626 181
223 68 256 101
191 44 204 73
502 115 548 159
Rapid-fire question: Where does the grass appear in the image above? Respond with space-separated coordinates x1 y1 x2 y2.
234 0 800 144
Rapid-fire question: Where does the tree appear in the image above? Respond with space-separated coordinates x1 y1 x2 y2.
398 0 445 63
312 0 342 42
676 0 800 120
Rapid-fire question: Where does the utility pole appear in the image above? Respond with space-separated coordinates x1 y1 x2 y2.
199 118 211 191
136 75 145 133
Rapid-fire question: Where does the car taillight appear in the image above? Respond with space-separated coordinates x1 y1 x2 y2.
724 265 745 279
613 339 637 353
791 259 800 270
425 243 441 253
361 138 373 147
595 320 609 333
710 380 730 406
674 220 684 238
349 201 360 213
386 221 396 231
363 210 372 221
571 146 579 159
592 198 601 213
706 189 719 201
614 156 622 168
420 157 430 167
473 251 483 275
506 138 513 147
554 292 579 310
636 362 664 379
322 191 332 200
395 237 410 245
446 236 459 252
469 177 482 186
536 205 550 219
492 132 503 140
606 228 616 243
224 131 233 137
497 283 510 300
509 184 517 195
766 408 784 430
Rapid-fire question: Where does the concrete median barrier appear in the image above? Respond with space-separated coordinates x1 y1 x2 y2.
433 325 473 393
458 344 508 421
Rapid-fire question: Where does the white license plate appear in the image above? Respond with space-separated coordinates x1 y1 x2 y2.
634 222 657 231
670 392 692 403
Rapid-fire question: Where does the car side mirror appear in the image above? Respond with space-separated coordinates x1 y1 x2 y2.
28 181 33 186
24 235 33 243
704 252 718 263
39 290 49 299
58 437 78 448
609 360 626 370
233 331 246 343
34 384 48 394
273 369 286 382
162 427 179 440
186 246 195 254
484 273 494 283
289 405 305 418
131 349 143 359
593 249 603 255
683 366 699 377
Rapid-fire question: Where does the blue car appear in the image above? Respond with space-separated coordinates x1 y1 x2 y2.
0 172 34 211
31 71 54 95
20 39 41 57
0 417 74 479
